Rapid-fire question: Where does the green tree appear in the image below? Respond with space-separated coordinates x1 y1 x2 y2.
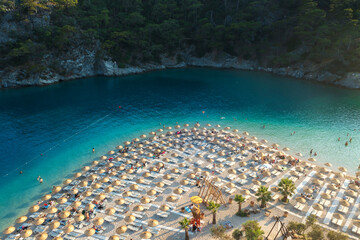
255 186 272 208
210 225 232 240
307 225 324 240
179 217 190 240
234 194 246 212
242 220 264 240
305 214 317 229
207 201 221 224
278 178 295 203
232 228 243 240
327 230 349 240
287 221 306 235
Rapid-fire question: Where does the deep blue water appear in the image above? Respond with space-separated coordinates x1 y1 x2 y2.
1 68 360 230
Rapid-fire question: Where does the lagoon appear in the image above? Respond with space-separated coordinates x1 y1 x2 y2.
0 68 360 230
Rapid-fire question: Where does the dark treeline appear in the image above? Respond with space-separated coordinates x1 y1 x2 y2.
1 0 360 75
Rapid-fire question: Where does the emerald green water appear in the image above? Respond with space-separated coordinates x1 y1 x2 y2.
0 68 360 230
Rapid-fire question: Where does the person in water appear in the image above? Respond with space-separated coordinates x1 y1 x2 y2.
345 141 348 146
314 152 317 156
92 148 95 152
19 171 23 174
350 137 352 143
310 149 313 156
338 137 341 141
37 176 41 181
39 178 43 183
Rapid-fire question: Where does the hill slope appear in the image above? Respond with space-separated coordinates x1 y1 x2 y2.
2 0 360 88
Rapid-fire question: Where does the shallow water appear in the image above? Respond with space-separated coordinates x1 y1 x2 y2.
0 68 360 229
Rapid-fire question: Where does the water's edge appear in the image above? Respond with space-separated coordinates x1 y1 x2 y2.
2 51 360 89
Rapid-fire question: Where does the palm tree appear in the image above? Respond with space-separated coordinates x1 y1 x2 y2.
278 178 296 203
179 217 191 240
255 186 272 208
207 201 221 224
234 194 246 212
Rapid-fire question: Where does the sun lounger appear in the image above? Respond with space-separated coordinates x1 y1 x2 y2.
332 218 343 226
250 185 259 192
156 211 170 218
128 225 140 232
104 215 117 222
148 227 160 235
294 203 305 211
352 225 360 235
34 225 48 233
311 209 323 217
50 229 63 237
5 233 19 240
261 177 271 183
338 205 349 214
319 199 331 208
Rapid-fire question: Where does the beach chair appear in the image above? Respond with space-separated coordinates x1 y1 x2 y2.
156 211 170 218
250 185 259 192
338 205 349 214
148 227 160 235
128 225 140 232
351 225 360 235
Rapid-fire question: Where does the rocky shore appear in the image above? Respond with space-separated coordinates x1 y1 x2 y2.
2 50 360 89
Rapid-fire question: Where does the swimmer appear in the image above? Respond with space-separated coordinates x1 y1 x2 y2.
314 152 317 156
345 141 348 146
338 137 340 141
92 148 95 153
39 178 43 183
19 171 23 174
350 138 352 143
37 176 40 181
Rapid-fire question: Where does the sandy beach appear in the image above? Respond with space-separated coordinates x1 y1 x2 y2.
2 123 360 240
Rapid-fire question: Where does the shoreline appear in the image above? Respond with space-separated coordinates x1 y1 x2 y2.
2 124 359 240
2 52 360 90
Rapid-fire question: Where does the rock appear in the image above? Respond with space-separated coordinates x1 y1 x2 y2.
337 72 360 88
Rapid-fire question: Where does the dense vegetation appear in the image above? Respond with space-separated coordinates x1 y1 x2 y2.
2 0 360 75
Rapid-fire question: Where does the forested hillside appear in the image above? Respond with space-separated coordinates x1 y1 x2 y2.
1 0 360 78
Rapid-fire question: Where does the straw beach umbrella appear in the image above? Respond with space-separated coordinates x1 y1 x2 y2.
29 205 40 213
160 205 169 211
115 198 125 205
93 217 104 226
3 226 15 235
321 193 331 200
49 221 60 230
141 231 152 239
21 229 32 238
116 226 127 234
295 197 306 204
125 215 136 223
59 210 70 219
16 216 27 223
148 219 159 227
156 182 165 188
313 203 323 211
109 236 120 240
34 218 45 225
64 224 74 234
74 214 84 222
338 167 347 173
36 231 48 240
141 196 150 204
106 208 116 216
85 228 95 237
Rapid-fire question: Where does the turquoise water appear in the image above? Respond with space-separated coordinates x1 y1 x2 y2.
1 68 360 230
